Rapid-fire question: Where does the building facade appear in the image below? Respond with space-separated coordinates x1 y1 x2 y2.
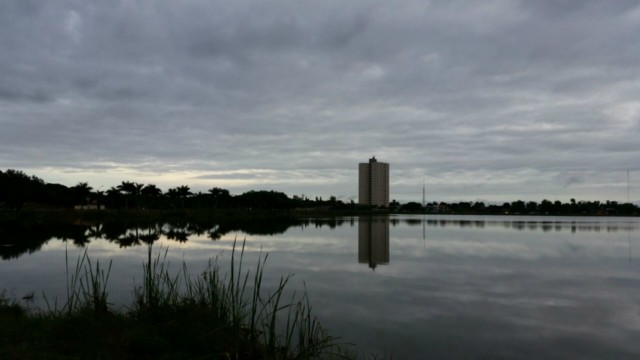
358 156 389 206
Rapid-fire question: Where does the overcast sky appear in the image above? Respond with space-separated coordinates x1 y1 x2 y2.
1 0 639 203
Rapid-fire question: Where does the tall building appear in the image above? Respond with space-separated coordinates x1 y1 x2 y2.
358 156 389 206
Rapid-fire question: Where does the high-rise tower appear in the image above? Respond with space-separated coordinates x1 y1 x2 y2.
358 156 389 206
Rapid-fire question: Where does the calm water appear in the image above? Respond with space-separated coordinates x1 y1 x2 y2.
2 215 640 358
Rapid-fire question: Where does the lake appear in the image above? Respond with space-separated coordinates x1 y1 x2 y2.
1 214 640 358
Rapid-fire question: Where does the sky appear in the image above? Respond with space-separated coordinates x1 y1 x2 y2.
1 0 639 203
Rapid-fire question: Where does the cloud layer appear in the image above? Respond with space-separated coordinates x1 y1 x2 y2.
1 0 639 201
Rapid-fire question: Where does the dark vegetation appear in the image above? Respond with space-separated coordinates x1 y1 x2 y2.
0 241 349 359
1 168 638 215
401 199 639 216
0 169 351 212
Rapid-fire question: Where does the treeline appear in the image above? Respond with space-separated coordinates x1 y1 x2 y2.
0 169 351 211
394 199 639 216
2 169 638 215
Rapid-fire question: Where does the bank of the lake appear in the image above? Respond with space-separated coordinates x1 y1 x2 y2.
0 242 349 359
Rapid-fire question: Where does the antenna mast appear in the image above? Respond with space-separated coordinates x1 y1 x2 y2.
422 179 425 207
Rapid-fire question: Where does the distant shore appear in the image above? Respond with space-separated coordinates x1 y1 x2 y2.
2 168 638 216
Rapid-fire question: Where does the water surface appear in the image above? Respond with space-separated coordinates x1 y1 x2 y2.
1 215 639 358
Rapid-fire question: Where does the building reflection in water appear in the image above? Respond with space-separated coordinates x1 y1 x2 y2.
358 216 390 270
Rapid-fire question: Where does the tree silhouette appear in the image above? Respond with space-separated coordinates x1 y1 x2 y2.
0 169 44 210
208 187 230 209
2 167 639 215
164 186 194 209
105 187 122 209
117 181 136 209
94 190 105 210
132 182 144 209
141 184 162 209
176 185 192 209
70 182 93 206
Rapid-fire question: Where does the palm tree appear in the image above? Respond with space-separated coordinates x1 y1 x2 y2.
176 185 192 209
208 187 230 209
95 190 105 210
167 185 192 209
105 187 120 209
117 181 136 209
133 182 144 209
141 184 162 209
71 182 93 206
165 188 179 208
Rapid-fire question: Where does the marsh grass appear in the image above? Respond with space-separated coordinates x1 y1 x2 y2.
131 239 343 358
40 246 113 317
3 239 347 359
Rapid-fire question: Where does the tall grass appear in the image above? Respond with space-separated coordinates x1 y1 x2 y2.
132 238 342 358
41 246 113 316
49 239 344 358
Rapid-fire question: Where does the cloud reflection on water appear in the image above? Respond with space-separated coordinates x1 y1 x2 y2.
1 215 640 358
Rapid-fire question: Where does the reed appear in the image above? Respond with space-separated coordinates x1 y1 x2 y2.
39 247 113 317
131 238 343 358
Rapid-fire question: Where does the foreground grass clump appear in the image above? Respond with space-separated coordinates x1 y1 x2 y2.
0 241 347 359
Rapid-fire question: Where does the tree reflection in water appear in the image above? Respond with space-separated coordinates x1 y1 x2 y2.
0 217 350 259
1 216 624 260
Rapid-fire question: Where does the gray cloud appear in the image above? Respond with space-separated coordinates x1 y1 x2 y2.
1 0 639 201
